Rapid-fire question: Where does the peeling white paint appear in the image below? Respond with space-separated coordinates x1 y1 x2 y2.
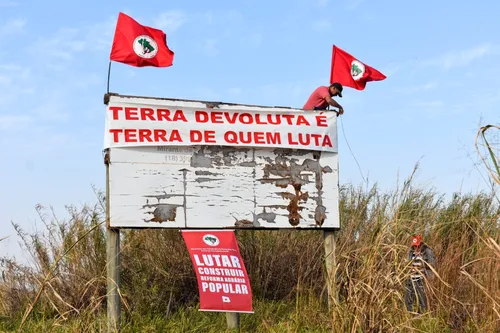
109 145 339 229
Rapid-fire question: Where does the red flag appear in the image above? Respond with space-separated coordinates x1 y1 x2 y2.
330 45 386 90
181 230 253 313
110 12 174 67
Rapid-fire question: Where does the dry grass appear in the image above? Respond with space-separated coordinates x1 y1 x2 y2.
476 124 500 186
0 170 499 332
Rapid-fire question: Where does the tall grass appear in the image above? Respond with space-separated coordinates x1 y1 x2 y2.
476 124 500 186
0 171 499 332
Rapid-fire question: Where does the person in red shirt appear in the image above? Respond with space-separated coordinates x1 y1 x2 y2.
404 234 436 313
302 82 344 115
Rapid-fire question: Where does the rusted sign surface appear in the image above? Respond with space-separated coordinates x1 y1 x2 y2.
106 95 340 229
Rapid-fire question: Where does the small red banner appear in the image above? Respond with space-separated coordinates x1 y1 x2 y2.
181 230 253 313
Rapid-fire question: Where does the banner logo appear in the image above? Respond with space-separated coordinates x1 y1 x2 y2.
203 234 220 246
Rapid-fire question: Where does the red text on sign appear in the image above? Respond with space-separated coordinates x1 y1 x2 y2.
197 267 245 277
224 131 282 145
315 115 328 127
109 129 183 143
194 254 242 268
109 106 188 122
190 130 216 143
287 133 333 148
195 111 311 126
201 282 249 294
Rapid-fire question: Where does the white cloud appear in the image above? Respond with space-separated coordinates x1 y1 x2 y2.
195 87 221 101
203 38 219 56
29 16 116 62
421 82 439 90
9 131 73 156
312 19 331 32
0 64 28 72
0 64 32 104
243 33 263 47
382 44 497 76
31 28 83 60
412 99 444 108
85 16 117 49
0 87 34 105
316 0 329 7
204 12 214 25
378 58 418 77
0 75 11 84
395 81 438 94
251 81 309 107
198 10 263 50
0 115 33 130
31 95 70 123
72 72 101 88
225 10 244 23
445 81 464 88
346 0 363 9
154 10 186 32
0 1 19 7
424 44 496 70
0 18 26 35
228 87 242 96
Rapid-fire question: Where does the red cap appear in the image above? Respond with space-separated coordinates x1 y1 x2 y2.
411 235 422 246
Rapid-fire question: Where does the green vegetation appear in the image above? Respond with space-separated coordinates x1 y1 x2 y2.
1 167 499 332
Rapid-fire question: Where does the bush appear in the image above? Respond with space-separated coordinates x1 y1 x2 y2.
1 176 499 332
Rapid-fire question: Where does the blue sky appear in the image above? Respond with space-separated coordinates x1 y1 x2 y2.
1 0 499 260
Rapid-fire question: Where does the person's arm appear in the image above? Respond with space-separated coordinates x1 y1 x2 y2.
423 247 436 266
325 95 344 115
424 247 437 278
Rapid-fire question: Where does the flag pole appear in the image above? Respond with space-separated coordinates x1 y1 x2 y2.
107 61 112 94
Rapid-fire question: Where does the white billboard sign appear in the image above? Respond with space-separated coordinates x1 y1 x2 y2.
104 96 338 152
105 94 340 229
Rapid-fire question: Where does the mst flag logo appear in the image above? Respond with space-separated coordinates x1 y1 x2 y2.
109 12 174 67
133 35 158 58
350 60 365 80
330 45 386 90
203 234 220 246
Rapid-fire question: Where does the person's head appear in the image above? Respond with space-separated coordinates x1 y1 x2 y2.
329 83 343 98
411 234 423 248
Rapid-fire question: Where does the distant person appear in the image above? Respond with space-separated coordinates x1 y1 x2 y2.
404 234 436 313
302 83 344 115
